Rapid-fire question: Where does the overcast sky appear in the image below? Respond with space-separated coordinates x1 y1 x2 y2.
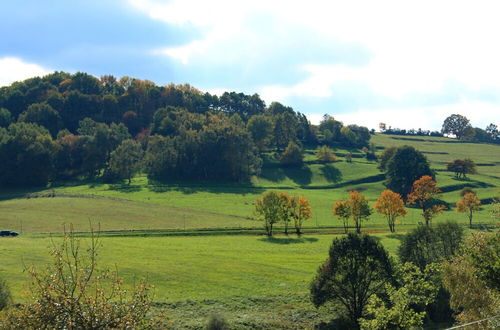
1 0 499 130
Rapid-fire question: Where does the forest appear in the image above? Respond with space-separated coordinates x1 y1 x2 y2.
0 72 375 186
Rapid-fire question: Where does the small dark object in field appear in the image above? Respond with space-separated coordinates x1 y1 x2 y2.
0 231 19 237
206 313 230 330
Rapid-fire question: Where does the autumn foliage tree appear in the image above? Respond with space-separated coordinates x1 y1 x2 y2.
374 190 407 233
291 195 312 236
456 192 481 228
334 191 371 234
333 200 351 233
408 176 446 226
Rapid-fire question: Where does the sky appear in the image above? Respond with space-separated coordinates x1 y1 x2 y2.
1 0 499 130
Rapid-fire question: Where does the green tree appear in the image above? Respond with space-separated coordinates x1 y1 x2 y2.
109 139 143 184
443 231 500 328
398 222 464 271
447 158 477 178
360 263 440 329
18 102 62 137
247 115 273 152
310 234 394 327
0 108 12 128
385 146 433 199
254 191 282 237
377 146 396 172
0 122 56 187
441 114 474 139
273 111 298 150
280 141 303 166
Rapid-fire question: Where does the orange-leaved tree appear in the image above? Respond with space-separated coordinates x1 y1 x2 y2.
333 200 351 233
334 191 371 234
293 196 312 236
407 175 446 226
279 192 294 235
374 190 407 233
456 192 481 228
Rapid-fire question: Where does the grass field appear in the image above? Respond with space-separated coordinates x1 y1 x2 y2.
0 134 498 328
0 233 402 328
0 134 498 234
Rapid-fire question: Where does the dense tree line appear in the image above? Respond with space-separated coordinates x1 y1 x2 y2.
0 72 373 187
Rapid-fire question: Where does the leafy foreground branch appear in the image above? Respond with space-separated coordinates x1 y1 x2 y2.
0 226 153 329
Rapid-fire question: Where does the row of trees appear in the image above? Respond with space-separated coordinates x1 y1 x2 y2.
254 191 312 236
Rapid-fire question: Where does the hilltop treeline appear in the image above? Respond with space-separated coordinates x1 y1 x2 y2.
0 72 371 186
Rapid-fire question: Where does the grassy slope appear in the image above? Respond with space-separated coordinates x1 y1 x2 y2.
1 134 497 233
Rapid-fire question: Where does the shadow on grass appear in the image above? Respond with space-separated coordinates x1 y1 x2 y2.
386 233 406 241
320 164 342 183
283 165 313 186
259 166 287 183
259 236 318 244
147 179 266 195
108 183 142 193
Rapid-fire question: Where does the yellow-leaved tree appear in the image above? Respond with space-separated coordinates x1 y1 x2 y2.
374 190 407 233
456 192 481 228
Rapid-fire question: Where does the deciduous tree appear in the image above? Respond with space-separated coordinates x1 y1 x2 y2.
407 175 446 226
456 192 481 228
385 146 433 199
374 190 407 232
315 145 337 163
447 158 477 179
109 139 144 184
333 200 351 233
441 114 474 140
254 191 282 237
310 234 394 327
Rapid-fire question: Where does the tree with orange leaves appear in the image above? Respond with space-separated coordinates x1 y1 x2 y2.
456 192 481 228
334 191 371 234
374 190 407 233
407 175 446 226
333 200 351 233
293 196 312 236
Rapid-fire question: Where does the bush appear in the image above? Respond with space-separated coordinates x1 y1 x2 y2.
206 313 230 330
280 141 303 166
0 277 11 311
398 222 464 270
0 226 152 329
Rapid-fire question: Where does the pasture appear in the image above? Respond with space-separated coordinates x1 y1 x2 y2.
0 134 498 327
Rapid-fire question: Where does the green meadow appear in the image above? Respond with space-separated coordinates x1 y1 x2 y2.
0 134 498 327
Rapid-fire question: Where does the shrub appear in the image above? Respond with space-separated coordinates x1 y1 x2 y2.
0 226 152 329
206 313 230 330
0 277 11 311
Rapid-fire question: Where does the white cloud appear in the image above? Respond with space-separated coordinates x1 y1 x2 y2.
308 100 500 131
131 0 500 129
0 57 51 87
